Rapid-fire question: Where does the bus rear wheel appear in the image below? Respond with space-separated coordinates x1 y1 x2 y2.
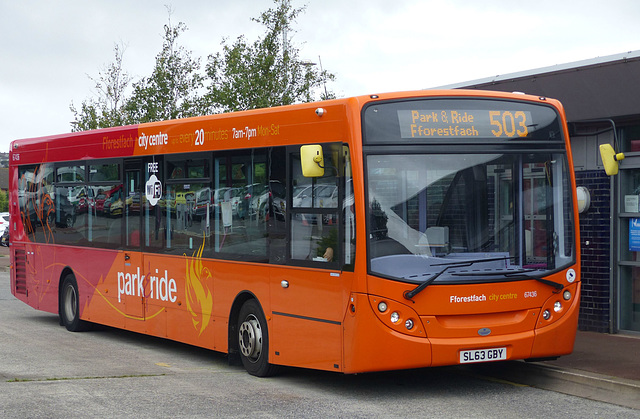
60 274 90 332
237 299 278 377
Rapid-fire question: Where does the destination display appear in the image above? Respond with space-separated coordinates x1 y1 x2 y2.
398 109 533 139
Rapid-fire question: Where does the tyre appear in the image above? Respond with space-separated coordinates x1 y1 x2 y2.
60 274 91 332
237 299 278 377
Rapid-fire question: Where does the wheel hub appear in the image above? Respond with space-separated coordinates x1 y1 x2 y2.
239 315 262 362
63 284 77 321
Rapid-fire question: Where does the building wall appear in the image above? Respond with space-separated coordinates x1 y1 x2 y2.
570 128 614 332
575 170 611 332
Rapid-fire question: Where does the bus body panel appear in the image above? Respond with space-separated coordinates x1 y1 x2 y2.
343 292 434 374
11 104 352 166
269 265 353 372
530 283 581 358
428 332 536 368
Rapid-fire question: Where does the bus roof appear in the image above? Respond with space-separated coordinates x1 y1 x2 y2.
10 89 562 166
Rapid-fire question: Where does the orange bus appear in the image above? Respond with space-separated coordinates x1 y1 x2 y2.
9 90 580 376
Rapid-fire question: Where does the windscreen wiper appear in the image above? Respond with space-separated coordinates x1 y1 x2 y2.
506 272 564 291
450 269 564 291
403 256 510 301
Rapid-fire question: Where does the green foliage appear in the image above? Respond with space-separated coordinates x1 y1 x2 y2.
370 199 388 239
123 19 204 123
0 190 7 212
205 0 334 112
316 227 338 258
70 43 132 131
70 0 334 131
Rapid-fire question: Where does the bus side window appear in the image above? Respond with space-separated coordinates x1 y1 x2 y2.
289 144 341 266
211 149 269 262
86 162 122 248
163 157 211 255
268 147 287 264
343 145 355 270
18 165 38 237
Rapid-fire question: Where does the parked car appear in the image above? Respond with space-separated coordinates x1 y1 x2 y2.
1 228 9 247
0 212 9 236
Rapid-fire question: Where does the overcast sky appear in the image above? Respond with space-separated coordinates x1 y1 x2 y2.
1 0 639 152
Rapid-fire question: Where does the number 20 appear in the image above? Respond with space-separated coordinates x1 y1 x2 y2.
195 129 205 146
489 111 528 137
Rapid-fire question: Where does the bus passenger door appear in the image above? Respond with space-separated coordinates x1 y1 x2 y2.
121 251 144 320
122 161 145 320
125 162 142 249
269 144 353 372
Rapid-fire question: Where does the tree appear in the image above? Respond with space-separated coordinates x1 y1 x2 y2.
204 0 334 113
70 8 203 130
70 43 132 131
123 10 204 123
0 190 7 213
69 1 335 130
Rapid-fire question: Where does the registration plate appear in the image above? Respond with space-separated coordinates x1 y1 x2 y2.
459 347 507 364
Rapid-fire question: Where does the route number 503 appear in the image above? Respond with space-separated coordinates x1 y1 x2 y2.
489 111 528 138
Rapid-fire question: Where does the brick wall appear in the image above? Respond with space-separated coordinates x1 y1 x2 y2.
575 170 611 332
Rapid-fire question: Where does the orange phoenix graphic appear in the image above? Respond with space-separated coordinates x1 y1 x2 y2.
185 237 213 336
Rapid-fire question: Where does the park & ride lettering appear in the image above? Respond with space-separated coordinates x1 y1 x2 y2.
410 110 479 138
117 267 178 304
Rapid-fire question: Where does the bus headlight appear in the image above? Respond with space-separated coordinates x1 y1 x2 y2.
554 301 562 313
563 290 571 301
369 296 425 337
542 310 551 320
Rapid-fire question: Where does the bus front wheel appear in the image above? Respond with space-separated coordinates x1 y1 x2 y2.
237 299 277 377
60 274 90 332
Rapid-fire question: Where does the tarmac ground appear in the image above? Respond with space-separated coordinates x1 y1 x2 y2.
0 245 637 409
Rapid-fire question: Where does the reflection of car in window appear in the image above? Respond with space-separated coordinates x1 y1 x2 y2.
0 213 9 236
1 228 9 246
126 194 141 214
270 181 286 221
108 197 124 217
293 184 337 208
292 185 314 207
213 187 243 216
194 188 211 218
238 183 268 219
98 185 124 217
